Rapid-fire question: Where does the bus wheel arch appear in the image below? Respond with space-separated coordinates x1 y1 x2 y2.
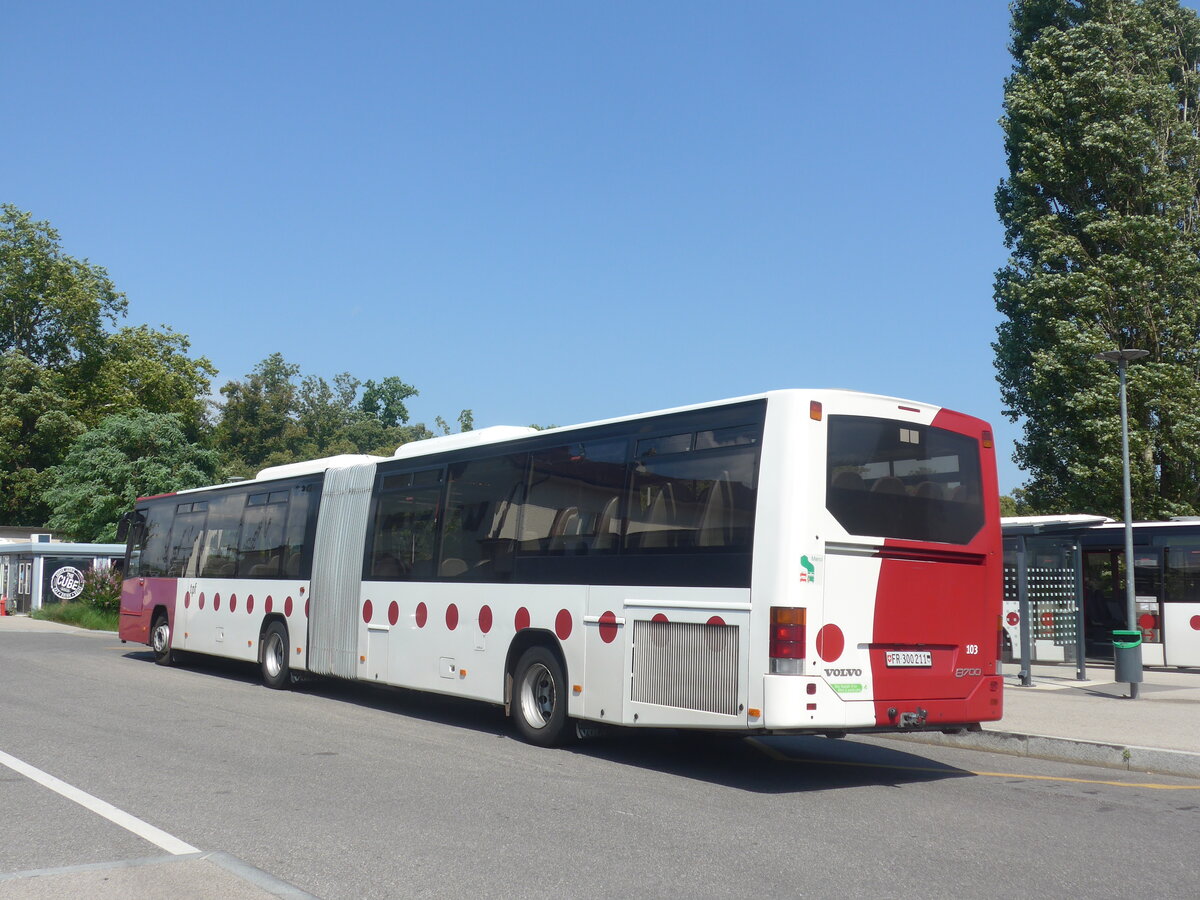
259 616 291 690
505 631 571 746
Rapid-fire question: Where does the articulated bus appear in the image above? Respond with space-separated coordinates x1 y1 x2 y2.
119 389 1003 745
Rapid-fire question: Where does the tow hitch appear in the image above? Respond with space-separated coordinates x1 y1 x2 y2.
887 706 928 728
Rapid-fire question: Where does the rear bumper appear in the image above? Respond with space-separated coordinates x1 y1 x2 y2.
762 674 1003 730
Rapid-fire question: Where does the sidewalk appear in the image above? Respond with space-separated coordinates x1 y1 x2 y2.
890 660 1200 779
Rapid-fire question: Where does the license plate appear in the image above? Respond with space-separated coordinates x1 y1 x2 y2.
886 651 932 667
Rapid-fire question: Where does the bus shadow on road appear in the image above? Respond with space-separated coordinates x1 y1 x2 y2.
122 650 971 791
569 731 973 793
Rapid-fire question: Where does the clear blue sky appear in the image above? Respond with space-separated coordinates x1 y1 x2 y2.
5 2 1080 493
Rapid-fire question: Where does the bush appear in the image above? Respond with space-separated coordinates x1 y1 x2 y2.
80 567 122 614
31 602 119 632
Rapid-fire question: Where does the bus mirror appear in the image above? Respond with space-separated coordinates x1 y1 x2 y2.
115 511 142 542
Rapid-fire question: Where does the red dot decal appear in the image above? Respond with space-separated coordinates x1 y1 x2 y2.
515 607 530 631
816 624 845 662
265 596 274 613
214 593 221 611
1191 615 1200 631
388 601 399 626
304 598 309 618
198 593 205 610
599 610 618 643
362 599 373 623
184 592 190 609
285 596 294 617
707 615 726 627
652 613 668 624
479 605 493 634
229 594 237 613
446 603 459 630
416 602 428 628
246 595 255 614
1006 612 1020 626
555 609 573 640
1138 613 1156 629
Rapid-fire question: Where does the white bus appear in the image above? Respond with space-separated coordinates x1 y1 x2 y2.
119 389 1003 745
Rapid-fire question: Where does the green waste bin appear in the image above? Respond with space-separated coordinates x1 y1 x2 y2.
1113 629 1143 684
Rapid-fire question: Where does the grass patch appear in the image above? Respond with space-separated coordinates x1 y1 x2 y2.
31 603 120 632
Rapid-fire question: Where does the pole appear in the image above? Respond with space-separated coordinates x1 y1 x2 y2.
1074 542 1087 682
1118 357 1139 700
1017 537 1032 686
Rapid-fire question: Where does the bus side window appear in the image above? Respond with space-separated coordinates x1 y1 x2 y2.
135 503 173 577
166 501 208 578
237 490 289 578
368 477 441 581
625 431 758 554
522 440 626 558
199 491 246 578
441 455 526 580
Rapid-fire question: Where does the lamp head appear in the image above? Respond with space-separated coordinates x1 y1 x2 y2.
1094 349 1150 363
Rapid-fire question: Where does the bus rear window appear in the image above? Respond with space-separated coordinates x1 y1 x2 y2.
826 415 984 545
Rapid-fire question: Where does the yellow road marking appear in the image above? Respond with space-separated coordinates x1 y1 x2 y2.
746 738 1200 790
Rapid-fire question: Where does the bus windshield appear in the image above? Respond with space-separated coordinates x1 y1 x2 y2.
826 415 984 545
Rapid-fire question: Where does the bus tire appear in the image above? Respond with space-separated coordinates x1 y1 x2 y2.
512 645 570 747
261 621 291 690
151 612 173 666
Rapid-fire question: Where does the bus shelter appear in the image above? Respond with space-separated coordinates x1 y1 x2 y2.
1001 516 1107 684
1002 514 1200 675
0 534 125 614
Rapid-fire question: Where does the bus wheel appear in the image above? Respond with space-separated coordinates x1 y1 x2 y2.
151 612 173 666
261 621 291 690
512 646 570 746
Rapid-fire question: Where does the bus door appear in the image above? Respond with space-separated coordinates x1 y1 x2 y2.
1163 546 1200 667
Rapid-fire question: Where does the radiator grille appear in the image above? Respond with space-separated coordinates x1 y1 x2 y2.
631 620 739 716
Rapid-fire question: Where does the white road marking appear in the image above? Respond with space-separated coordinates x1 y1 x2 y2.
0 748 199 855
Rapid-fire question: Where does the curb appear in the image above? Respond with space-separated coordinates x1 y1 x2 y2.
882 729 1200 780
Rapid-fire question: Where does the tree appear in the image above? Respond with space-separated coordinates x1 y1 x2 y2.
0 351 86 525
215 352 302 474
75 324 217 438
44 410 219 542
995 0 1200 518
1 205 126 368
214 354 442 474
359 376 418 428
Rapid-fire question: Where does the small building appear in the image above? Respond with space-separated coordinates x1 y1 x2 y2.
0 532 125 614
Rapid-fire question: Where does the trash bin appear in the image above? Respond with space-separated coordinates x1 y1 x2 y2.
1113 629 1143 684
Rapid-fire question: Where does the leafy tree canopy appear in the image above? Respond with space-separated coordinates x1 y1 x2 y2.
76 324 217 437
44 410 219 542
1 204 126 368
995 0 1200 518
0 351 86 525
216 353 442 477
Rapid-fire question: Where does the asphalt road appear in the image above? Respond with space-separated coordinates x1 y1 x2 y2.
2 627 1197 899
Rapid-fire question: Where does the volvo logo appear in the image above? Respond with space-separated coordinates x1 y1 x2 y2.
825 668 862 678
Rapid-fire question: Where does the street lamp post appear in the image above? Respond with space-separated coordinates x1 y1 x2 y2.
1094 348 1149 699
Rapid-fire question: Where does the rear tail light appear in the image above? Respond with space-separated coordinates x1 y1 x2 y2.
770 607 806 675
